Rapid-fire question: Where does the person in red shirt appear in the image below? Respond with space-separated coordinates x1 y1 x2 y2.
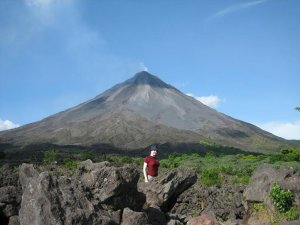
143 144 160 182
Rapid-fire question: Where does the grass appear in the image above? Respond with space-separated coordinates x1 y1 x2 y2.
249 203 299 225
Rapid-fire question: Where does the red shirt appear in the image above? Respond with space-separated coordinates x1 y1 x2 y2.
144 156 160 177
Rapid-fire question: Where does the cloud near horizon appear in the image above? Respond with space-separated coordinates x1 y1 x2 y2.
0 119 20 131
186 93 223 109
256 121 300 140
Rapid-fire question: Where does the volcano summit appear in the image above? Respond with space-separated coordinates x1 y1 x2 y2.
0 71 287 152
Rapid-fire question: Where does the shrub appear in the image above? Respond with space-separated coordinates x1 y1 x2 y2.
251 202 267 212
270 148 300 163
160 159 178 169
63 158 79 171
43 149 58 164
241 154 258 161
205 151 216 160
120 156 133 164
200 168 222 186
190 153 200 159
80 152 93 161
198 140 214 147
270 183 293 213
0 151 5 159
160 154 185 169
283 206 300 221
132 157 143 167
233 175 250 185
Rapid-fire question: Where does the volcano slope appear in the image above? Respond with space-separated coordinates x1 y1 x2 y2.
0 71 289 153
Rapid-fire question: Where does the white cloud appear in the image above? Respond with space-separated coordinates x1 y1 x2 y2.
187 93 223 109
139 62 149 72
256 121 300 140
25 0 56 8
208 0 268 20
0 119 20 131
24 0 71 9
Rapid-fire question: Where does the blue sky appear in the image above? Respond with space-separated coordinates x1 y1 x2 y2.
0 0 299 140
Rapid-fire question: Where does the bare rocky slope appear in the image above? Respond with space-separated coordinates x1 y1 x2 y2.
0 71 289 152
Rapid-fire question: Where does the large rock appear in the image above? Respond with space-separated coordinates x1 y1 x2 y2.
145 205 168 225
186 212 219 225
74 160 145 210
18 161 142 225
139 167 197 212
171 183 245 221
8 215 20 225
0 186 21 218
0 164 22 223
243 164 300 225
120 207 150 225
243 164 300 211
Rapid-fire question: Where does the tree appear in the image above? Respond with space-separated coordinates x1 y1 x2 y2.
296 107 300 111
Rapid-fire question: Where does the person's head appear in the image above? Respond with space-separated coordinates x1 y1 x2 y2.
150 144 158 157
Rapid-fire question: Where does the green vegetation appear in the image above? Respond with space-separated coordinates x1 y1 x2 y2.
43 149 58 164
200 168 222 186
251 202 266 213
270 148 300 163
151 147 300 187
63 158 79 171
0 151 5 159
283 206 299 221
270 183 293 213
104 155 143 167
79 152 94 161
2 145 299 188
249 202 299 224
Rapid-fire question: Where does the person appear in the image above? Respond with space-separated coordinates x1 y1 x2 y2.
143 144 160 182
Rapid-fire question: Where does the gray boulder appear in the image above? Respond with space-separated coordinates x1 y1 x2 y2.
243 164 300 211
18 161 141 225
120 207 150 225
243 164 300 225
74 160 144 210
139 167 197 212
8 215 20 225
170 183 245 222
186 211 219 225
145 205 167 225
0 186 21 218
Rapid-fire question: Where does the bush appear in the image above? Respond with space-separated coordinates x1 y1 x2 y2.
0 151 5 159
120 156 133 164
160 159 178 169
283 206 300 221
43 149 58 164
241 154 258 161
80 152 93 161
200 168 222 186
251 202 267 212
205 151 216 160
160 154 185 169
270 148 300 163
233 175 250 185
63 158 79 171
270 183 293 213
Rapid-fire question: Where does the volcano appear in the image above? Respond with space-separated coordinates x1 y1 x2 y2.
0 71 287 152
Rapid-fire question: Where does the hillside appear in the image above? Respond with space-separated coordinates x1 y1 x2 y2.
0 71 291 153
